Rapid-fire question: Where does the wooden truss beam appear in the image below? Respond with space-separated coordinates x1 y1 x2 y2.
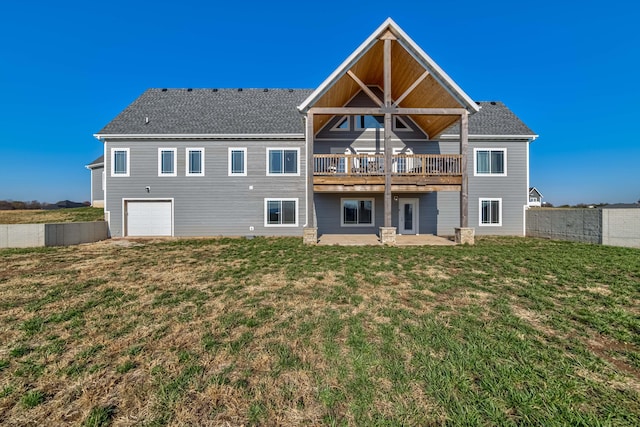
393 70 430 107
308 107 467 116
346 70 383 107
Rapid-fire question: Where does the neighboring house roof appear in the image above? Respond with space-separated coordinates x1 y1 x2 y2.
443 101 536 137
96 91 532 138
529 187 543 198
97 88 313 136
86 155 104 169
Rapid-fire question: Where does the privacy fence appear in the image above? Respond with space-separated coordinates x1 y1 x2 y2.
0 222 109 248
526 208 640 248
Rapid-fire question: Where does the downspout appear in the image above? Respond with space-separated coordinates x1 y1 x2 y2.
303 115 308 227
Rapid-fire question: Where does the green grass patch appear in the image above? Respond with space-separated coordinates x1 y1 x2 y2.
83 405 116 427
20 389 46 408
0 236 638 425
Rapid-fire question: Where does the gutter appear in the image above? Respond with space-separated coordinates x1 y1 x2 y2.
440 134 539 141
94 133 305 141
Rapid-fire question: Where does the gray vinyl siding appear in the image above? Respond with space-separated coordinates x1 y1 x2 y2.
104 138 306 237
313 114 528 236
438 139 528 236
90 166 104 204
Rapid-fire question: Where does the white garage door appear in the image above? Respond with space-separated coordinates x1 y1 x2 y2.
126 200 172 236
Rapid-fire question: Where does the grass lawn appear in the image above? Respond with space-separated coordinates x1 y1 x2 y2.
0 237 638 425
0 207 105 224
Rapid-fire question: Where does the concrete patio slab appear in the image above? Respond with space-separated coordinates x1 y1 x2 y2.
317 234 456 246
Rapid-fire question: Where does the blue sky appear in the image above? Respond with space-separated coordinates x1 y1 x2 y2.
1 0 638 205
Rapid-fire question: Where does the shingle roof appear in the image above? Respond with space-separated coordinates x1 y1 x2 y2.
97 88 314 135
86 155 104 168
443 101 536 136
97 91 535 137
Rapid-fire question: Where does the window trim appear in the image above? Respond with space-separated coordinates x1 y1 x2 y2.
111 148 130 177
228 147 247 176
266 148 300 176
330 116 350 131
158 148 177 177
474 148 507 176
393 116 412 132
340 197 375 227
264 198 299 227
479 198 502 227
185 147 205 176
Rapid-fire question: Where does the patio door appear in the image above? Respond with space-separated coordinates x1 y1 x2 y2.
398 198 419 235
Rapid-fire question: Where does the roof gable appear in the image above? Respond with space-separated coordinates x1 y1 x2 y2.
297 18 480 137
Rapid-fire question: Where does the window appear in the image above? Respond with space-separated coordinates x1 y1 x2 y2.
393 116 411 131
267 148 299 175
229 148 247 176
265 198 298 227
355 115 384 129
479 198 502 226
475 148 506 176
341 198 374 227
158 148 177 176
111 148 129 177
186 148 204 176
331 116 350 131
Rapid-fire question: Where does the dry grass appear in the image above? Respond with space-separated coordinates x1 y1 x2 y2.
0 207 104 224
0 236 639 425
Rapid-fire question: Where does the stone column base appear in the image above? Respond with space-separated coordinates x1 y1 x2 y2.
455 227 475 245
303 227 318 245
379 227 397 245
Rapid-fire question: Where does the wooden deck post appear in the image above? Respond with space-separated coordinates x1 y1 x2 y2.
460 111 469 228
383 34 393 229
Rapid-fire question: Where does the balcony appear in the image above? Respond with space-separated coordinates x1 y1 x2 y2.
313 154 462 192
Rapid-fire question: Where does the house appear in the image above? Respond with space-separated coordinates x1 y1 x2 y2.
528 187 543 207
89 18 537 244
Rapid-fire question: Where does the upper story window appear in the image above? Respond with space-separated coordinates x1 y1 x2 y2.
158 148 177 176
111 148 129 177
229 148 247 176
479 198 502 226
393 116 411 131
186 148 204 176
267 148 299 176
331 116 350 131
355 115 384 129
475 148 506 176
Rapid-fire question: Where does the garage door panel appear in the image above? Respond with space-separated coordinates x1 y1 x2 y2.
127 201 172 236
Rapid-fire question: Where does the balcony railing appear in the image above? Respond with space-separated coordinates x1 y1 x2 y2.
314 154 462 176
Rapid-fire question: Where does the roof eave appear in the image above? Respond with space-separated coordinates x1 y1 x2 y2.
94 133 305 140
440 134 539 141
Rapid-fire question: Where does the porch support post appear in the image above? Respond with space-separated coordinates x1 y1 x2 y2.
460 110 468 228
455 110 474 244
379 33 396 245
304 113 317 245
382 34 393 229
